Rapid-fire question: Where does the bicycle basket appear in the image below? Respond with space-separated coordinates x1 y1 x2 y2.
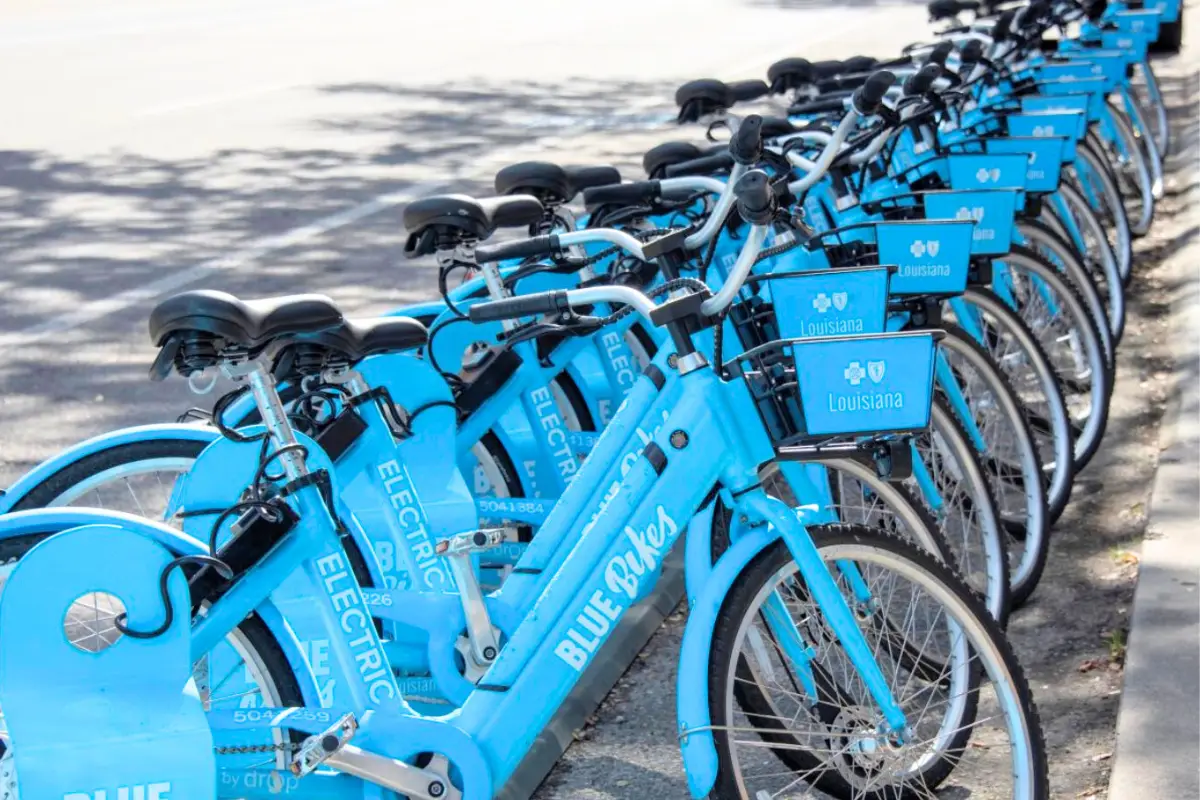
875 220 975 293
921 190 1018 257
755 265 893 340
725 330 943 447
805 219 974 296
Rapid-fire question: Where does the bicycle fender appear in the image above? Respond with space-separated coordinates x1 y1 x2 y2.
0 423 219 513
676 523 781 799
0 507 322 706
683 499 716 605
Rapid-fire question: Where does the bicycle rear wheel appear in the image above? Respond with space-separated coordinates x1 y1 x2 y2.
0 529 306 783
9 438 202 518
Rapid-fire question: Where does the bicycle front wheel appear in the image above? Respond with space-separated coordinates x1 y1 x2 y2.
708 524 1049 800
993 246 1112 470
938 326 1049 601
951 288 1075 531
1018 217 1121 355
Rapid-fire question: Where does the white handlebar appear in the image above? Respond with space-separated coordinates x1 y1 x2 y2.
534 102 869 325
785 110 862 193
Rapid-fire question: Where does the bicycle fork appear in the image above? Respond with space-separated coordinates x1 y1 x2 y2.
737 491 911 738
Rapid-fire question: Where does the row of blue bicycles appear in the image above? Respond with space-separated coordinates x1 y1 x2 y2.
0 0 1182 797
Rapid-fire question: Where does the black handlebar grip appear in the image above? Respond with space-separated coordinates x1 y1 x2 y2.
787 95 850 117
928 40 955 66
729 114 765 166
728 79 770 103
582 180 662 208
474 234 561 264
467 290 571 323
903 63 943 95
663 151 736 178
993 9 1017 40
959 39 985 66
852 70 896 115
733 170 774 225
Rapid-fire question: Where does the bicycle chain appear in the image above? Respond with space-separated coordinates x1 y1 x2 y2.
214 741 299 755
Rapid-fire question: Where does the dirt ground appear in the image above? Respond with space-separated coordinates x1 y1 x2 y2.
1003 59 1199 799
536 53 1200 800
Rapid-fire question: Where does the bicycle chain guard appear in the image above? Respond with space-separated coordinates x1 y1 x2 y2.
0 523 216 799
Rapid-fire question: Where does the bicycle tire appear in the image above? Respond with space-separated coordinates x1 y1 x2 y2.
1090 105 1155 237
911 397 1011 623
1018 218 1120 359
708 525 1050 800
954 287 1075 529
10 438 205 513
1067 138 1134 281
995 247 1112 469
938 324 1052 605
709 453 1010 623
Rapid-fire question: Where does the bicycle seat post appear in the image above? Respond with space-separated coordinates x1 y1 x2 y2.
240 359 310 482
547 205 595 280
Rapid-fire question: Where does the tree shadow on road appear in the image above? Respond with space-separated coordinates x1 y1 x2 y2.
0 74 682 480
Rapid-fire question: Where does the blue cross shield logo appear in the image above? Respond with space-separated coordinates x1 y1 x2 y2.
844 361 866 386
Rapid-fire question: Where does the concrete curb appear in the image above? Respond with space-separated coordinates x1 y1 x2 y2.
1107 167 1200 797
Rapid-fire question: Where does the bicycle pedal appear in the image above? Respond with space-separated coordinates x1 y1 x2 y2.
289 713 358 777
435 528 507 557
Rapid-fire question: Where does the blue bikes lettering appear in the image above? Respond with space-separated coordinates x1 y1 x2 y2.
556 505 676 672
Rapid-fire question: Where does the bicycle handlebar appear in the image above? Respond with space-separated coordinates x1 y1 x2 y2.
467 289 570 322
730 115 765 165
853 70 897 115
663 151 735 178
475 234 562 264
903 63 943 95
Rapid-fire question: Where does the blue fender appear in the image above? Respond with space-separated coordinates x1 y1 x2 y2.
0 508 321 707
683 500 717 605
0 423 219 513
676 523 781 799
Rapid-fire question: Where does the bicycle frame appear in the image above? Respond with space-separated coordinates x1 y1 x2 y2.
196 335 914 798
